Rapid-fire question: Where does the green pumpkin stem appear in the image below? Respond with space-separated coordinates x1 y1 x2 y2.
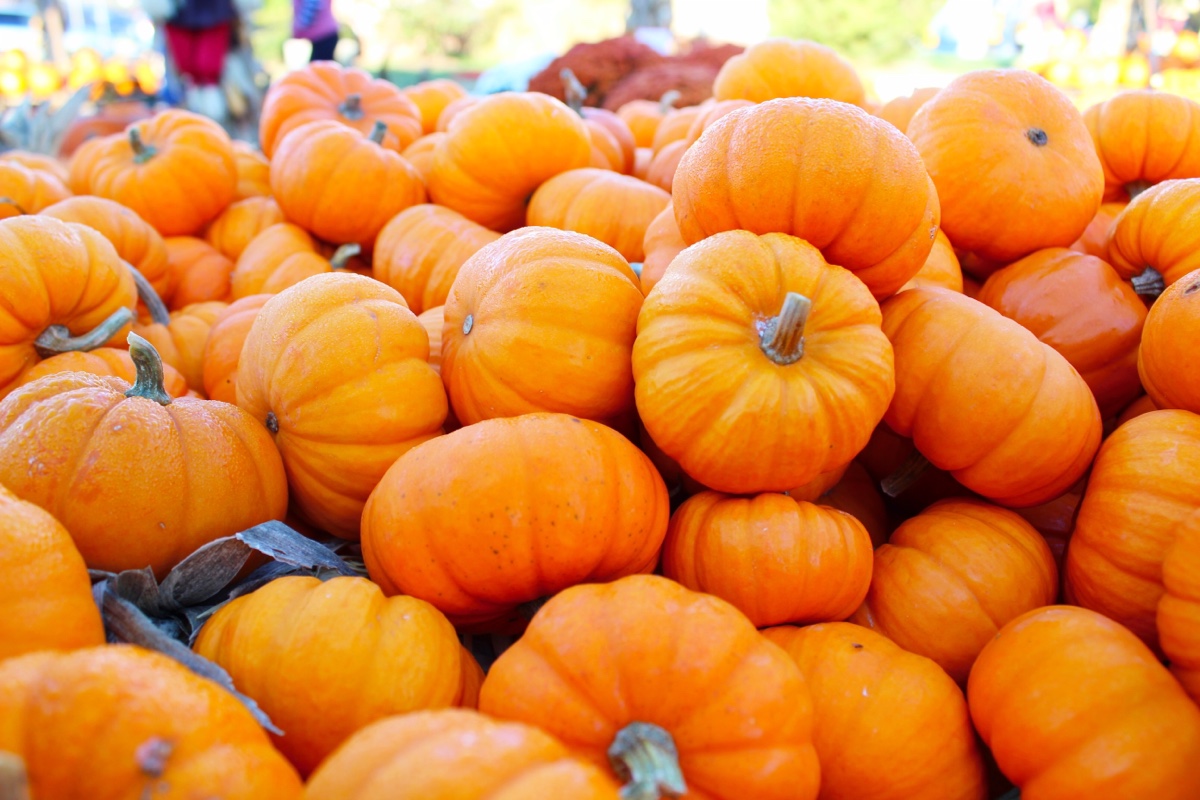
33 307 134 358
658 90 680 114
608 722 687 800
339 93 364 121
561 68 587 114
128 263 171 326
330 243 362 269
368 120 388 145
0 197 28 215
881 450 932 498
124 332 173 406
1126 180 1152 199
1131 266 1166 299
129 127 157 165
0 751 29 800
760 292 812 365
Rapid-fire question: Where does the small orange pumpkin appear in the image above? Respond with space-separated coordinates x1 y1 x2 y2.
205 196 285 262
434 94 478 132
13 347 191 398
617 93 676 147
400 131 444 184
1107 178 1200 298
639 201 686 295
820 460 891 547
1159 516 1200 702
163 236 235 307
650 104 703 153
0 150 69 183
417 305 444 374
0 161 71 219
231 222 358 299
201 294 270 405
232 140 271 200
713 38 866 107
1139 268 1200 413
1084 89 1200 201
134 300 226 392
876 86 940 132
401 77 468 134
900 228 963 292
1069 200 1127 258
643 138 685 192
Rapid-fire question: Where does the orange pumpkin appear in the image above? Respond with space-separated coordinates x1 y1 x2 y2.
639 200 686 295
0 483 104 661
442 227 642 426
0 334 286 575
201 294 270 405
876 86 940 132
417 305 444 373
232 140 271 200
851 499 1058 683
163 236 235 307
978 248 1147 417
372 204 499 315
0 150 69 183
236 272 447 538
713 38 866 107
69 109 237 236
258 60 422 157
1069 200 1126 258
304 709 621 800
1065 410 1200 648
231 222 357 299
479 575 821 800
527 168 670 263
819 460 891 547
363 413 668 630
764 623 987 800
194 575 481 776
900 228 963 292
434 94 478 132
1139 269 1200 413
632 145 653 179
634 231 894 494
682 99 755 146
1011 477 1086 573
650 104 703 153
401 77 468 134
13 347 191 398
428 92 591 231
1084 89 1200 201
673 98 939 299
643 138 685 192
881 289 1101 506
663 491 873 627
1107 178 1200 298
1117 393 1159 425
400 132 444 184
205 196 285 262
907 70 1103 263
1159 516 1200 701
558 74 636 173
968 606 1200 799
0 645 303 798
0 161 70 219
617 96 672 147
134 300 227 392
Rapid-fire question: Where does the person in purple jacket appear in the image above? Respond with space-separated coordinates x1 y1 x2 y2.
293 0 339 62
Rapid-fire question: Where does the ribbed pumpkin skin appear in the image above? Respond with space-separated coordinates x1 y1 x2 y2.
402 78 469 134
673 98 939 299
639 200 686 295
713 38 866 106
164 236 235 307
764 623 987 800
851 499 1058 683
480 575 821 800
1107 179 1200 289
1069 201 1126 258
0 161 71 219
230 223 335 299
201 294 270 404
617 99 664 147
232 140 271 199
442 227 642 426
417 306 444 373
663 492 873 628
901 228 963 292
133 300 227 392
0 646 303 799
0 151 69 182
194 575 480 777
1138 268 1200 413
1159 516 1200 701
968 606 1200 800
0 483 104 661
304 709 621 800
400 132 443 183
820 460 891 547
362 413 669 630
877 87 939 133
13 348 191 399
1066 410 1200 648
372 204 499 315
206 196 285 261
1084 89 1200 201
881 288 1101 506
633 230 895 495
237 273 447 539
644 138 685 192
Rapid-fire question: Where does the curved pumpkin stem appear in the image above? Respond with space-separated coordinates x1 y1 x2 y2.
1131 266 1166 299
368 120 388 145
33 307 134 358
129 127 157 165
0 196 28 215
339 93 364 121
561 68 586 114
1126 180 1152 199
881 450 932 498
330 243 362 270
658 90 680 114
124 332 173 406
608 722 687 800
759 292 812 365
0 751 29 800
129 264 170 326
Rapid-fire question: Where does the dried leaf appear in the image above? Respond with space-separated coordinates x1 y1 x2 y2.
111 567 163 616
158 536 254 612
237 521 356 575
0 751 29 800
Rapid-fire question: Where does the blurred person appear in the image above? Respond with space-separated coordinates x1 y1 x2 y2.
294 0 339 62
164 0 236 118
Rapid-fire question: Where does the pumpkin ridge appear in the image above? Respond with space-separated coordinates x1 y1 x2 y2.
56 388 126 527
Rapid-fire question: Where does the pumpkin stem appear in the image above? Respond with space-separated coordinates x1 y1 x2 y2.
1131 266 1166 299
561 68 586 114
1126 180 1152 199
368 120 388 145
265 411 279 433
124 332 173 406
759 292 812 365
0 752 29 800
658 90 680 114
881 450 931 498
1025 127 1048 146
608 722 687 800
129 263 171 326
34 307 134 358
330 243 362 269
517 596 549 620
339 93 364 121
135 737 174 778
129 127 157 164
0 196 28 215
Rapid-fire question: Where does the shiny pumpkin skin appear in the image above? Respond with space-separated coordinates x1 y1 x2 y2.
764 623 986 800
633 230 895 495
1084 89 1200 201
881 288 1102 506
362 413 669 629
644 138 686 192
372 203 499 315
651 105 703 153
163 236 235 308
0 645 303 799
201 294 271 404
417 306 444 373
584 107 636 173
876 86 940 133
205 196 285 262
1117 393 1158 426
230 222 338 299
402 77 468 134
232 140 271 199
1108 178 1200 292
0 368 287 576
442 227 642 426
907 70 1103 263
1140 269 1200 414
434 94 478 132
236 272 447 538
0 216 137 397
527 168 670 262
978 248 1147 417
0 161 71 219
13 348 191 399
851 499 1058 683
70 109 237 236
968 606 1200 800
479 574 821 800
1159 515 1200 701
303 709 621 800
0 483 104 661
194 575 481 777
400 132 444 184
1069 200 1126 258
639 200 686 295
258 60 422 157
662 492 873 628
134 300 227 392
1065 410 1200 648
673 98 940 299
428 92 592 231
713 38 866 107
900 228 963 292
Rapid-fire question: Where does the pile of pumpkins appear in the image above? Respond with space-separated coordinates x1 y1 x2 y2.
0 36 1199 800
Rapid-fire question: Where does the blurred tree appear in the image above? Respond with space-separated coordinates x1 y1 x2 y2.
628 0 671 30
767 0 945 63
378 0 518 59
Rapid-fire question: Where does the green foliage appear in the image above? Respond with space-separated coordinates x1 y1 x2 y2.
376 0 519 60
767 0 945 64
